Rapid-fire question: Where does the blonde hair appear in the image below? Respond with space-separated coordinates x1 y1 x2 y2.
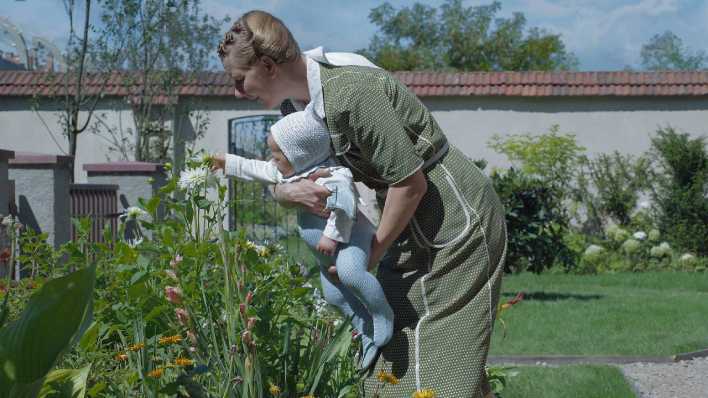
217 10 300 66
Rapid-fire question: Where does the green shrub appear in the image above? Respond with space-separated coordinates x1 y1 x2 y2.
575 152 652 228
488 125 586 198
650 127 708 256
491 168 571 273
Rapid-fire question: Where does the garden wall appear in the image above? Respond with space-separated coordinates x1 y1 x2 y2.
8 153 72 248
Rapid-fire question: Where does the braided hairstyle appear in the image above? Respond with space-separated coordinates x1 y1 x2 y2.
217 10 300 67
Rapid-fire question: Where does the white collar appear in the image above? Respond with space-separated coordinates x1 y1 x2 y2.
291 48 327 120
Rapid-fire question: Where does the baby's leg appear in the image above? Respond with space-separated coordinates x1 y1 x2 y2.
319 267 378 369
318 266 372 337
336 218 394 347
299 212 375 339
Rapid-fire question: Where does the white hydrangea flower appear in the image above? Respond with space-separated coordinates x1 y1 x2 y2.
622 239 641 254
648 229 661 242
632 231 647 241
605 224 629 242
178 166 217 191
583 244 605 261
650 242 672 258
126 206 148 220
680 253 696 265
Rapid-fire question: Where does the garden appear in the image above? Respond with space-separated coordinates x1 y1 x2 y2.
0 125 706 397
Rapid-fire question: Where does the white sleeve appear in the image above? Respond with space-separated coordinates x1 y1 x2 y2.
322 209 354 243
224 153 281 184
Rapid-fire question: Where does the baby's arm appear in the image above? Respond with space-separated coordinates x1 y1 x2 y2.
316 209 353 257
223 153 281 184
316 234 338 256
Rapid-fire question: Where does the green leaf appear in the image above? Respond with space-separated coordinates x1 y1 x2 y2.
38 365 91 398
145 196 161 216
0 265 95 397
78 322 99 352
127 282 149 301
86 382 106 397
195 198 210 210
130 270 148 285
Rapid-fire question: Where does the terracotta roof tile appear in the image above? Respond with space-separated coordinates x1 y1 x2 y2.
2 70 708 98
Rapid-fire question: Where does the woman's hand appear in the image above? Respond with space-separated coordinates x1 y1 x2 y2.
273 168 333 217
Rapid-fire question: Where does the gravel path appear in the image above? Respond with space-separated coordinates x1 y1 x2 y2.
621 357 708 398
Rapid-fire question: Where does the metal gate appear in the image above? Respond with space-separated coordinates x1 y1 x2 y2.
69 184 119 243
227 115 312 262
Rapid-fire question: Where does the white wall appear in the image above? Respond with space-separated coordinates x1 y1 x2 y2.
425 96 708 170
2 95 708 182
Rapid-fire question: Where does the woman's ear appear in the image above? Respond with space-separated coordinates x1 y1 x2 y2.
260 56 277 77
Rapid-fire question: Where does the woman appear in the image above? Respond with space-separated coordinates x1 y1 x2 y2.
216 10 507 397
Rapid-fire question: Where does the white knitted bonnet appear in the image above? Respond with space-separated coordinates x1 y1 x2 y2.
270 111 331 175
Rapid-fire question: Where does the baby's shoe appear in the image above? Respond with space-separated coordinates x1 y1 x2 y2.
357 334 380 371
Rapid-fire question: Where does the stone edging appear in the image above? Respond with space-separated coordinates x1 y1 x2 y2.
489 348 708 365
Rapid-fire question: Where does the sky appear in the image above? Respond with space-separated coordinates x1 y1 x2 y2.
2 0 707 71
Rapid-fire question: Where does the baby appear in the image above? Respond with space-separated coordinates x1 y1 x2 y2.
214 110 393 369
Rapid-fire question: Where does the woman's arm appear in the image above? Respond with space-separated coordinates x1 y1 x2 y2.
368 169 427 270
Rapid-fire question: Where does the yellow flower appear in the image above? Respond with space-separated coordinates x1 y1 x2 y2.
114 353 128 361
159 335 183 345
174 357 194 367
301 395 315 398
500 303 512 310
412 389 436 398
257 246 270 257
377 370 400 385
269 383 281 396
147 368 164 378
128 343 144 352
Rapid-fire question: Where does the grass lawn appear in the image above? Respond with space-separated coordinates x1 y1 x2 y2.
501 365 636 398
490 272 708 356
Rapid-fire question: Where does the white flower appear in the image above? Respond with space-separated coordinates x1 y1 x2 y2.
126 206 148 220
583 244 605 261
178 166 216 191
1 215 14 227
192 152 212 165
650 242 672 258
680 253 696 265
606 225 629 243
127 237 144 248
622 239 641 254
312 288 328 315
648 229 661 242
633 231 647 241
638 200 651 210
244 240 257 250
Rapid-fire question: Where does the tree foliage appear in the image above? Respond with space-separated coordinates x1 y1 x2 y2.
92 0 227 163
640 31 706 71
360 0 577 71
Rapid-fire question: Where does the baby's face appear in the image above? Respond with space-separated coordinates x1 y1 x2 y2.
266 134 295 176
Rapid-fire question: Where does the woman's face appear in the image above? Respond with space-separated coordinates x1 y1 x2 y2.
223 54 286 110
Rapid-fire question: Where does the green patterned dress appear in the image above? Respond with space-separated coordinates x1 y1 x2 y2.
319 64 507 397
